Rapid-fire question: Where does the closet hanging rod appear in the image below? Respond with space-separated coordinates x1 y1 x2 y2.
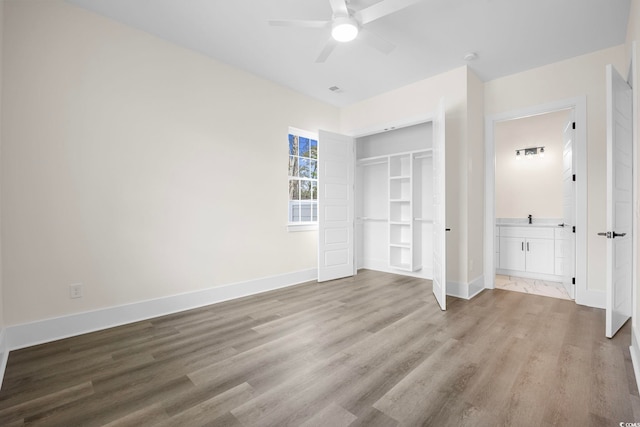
414 154 433 160
357 160 388 167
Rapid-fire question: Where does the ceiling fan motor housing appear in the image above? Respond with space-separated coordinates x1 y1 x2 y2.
331 15 359 42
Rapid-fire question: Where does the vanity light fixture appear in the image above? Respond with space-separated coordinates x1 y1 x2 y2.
515 146 545 159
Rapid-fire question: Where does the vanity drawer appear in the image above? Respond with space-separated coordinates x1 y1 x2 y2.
499 226 555 239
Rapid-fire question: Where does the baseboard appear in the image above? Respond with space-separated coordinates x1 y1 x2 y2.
468 275 485 299
576 288 606 309
0 328 7 390
446 275 485 300
630 327 640 393
5 268 318 352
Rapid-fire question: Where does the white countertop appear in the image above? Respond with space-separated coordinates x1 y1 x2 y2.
496 218 563 228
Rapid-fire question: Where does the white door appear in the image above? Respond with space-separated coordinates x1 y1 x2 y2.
432 99 447 310
561 113 576 298
604 64 633 338
318 130 355 282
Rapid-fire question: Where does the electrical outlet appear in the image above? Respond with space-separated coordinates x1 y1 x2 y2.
69 284 83 299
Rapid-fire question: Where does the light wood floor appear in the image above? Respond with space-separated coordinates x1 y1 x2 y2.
0 270 638 426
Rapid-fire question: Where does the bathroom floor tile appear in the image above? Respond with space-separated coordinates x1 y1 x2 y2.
495 274 571 300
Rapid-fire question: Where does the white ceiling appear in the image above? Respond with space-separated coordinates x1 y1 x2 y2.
66 0 631 107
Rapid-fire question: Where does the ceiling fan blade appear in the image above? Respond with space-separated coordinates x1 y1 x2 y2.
355 0 423 24
329 0 349 16
359 28 395 55
316 38 339 63
268 19 330 28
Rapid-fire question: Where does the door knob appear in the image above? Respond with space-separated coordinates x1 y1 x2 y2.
597 231 627 238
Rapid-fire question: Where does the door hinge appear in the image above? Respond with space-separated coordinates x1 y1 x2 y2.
572 174 576 182
572 277 575 285
572 122 576 130
572 226 576 233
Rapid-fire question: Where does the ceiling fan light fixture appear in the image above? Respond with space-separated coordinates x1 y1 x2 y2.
331 16 359 42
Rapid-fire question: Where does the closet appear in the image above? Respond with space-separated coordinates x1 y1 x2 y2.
318 100 446 309
355 122 434 279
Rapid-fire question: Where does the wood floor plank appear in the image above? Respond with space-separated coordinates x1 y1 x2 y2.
298 402 356 427
100 403 170 427
372 338 476 425
0 381 94 426
159 382 255 427
0 269 636 426
541 344 591 427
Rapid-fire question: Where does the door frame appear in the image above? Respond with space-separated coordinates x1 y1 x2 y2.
631 42 639 349
483 96 588 304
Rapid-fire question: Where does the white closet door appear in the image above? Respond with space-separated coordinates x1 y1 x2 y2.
432 99 447 310
318 130 355 282
605 65 633 338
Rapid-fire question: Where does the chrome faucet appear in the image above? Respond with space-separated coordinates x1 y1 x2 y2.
528 214 532 224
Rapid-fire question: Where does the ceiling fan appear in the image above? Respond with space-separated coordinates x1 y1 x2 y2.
269 0 423 63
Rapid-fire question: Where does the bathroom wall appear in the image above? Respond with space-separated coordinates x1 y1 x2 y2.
495 109 570 220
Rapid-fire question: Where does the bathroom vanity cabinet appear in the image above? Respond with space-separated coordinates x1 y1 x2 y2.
496 225 562 281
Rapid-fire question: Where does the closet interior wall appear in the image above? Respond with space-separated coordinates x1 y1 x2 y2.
355 122 434 279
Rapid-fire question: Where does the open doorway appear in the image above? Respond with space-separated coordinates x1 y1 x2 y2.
493 109 572 300
484 97 588 304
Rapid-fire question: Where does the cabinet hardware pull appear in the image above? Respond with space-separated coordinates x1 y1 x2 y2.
521 242 524 251
613 232 626 238
526 242 529 251
597 232 608 237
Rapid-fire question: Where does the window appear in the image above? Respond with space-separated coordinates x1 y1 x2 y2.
288 128 318 229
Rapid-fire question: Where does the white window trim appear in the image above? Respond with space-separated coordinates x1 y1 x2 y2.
288 127 318 232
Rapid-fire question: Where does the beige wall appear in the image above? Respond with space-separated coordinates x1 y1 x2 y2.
1 0 339 325
495 110 569 219
485 45 626 293
466 70 485 281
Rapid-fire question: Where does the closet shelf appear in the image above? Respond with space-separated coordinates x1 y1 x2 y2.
357 148 432 165
357 159 388 167
357 217 388 222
